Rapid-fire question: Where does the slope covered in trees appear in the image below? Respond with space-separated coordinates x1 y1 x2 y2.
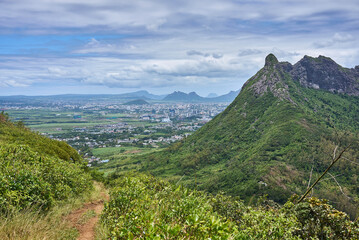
123 54 359 217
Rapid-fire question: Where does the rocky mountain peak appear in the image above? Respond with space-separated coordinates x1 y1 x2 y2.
243 54 359 103
289 55 359 95
243 54 294 103
264 53 279 67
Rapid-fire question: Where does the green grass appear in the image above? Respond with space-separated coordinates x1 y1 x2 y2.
93 147 161 176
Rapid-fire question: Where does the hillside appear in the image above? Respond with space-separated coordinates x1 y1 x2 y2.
124 54 359 217
0 112 92 212
100 173 359 239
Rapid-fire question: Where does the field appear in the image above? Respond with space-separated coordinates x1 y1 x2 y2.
6 109 154 134
93 146 161 176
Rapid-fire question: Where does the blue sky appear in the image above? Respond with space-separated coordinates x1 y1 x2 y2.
0 0 358 96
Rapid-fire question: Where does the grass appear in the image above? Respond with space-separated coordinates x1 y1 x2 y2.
78 210 96 225
0 181 107 240
93 147 161 176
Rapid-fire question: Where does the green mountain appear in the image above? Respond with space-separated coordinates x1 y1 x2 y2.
130 54 359 217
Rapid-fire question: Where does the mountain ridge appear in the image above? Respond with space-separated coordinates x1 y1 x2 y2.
128 54 359 217
162 90 240 102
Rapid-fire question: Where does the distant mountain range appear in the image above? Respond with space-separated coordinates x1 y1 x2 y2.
0 89 240 105
163 90 240 103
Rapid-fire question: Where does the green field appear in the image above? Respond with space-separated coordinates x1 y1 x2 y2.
92 146 160 175
6 109 157 134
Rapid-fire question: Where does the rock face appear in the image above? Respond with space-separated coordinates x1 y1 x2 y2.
254 54 359 96
244 53 359 99
286 55 359 96
243 53 294 103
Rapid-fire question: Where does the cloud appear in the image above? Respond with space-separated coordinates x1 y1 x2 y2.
1 0 359 95
187 50 223 59
0 0 358 35
74 38 117 54
270 48 300 58
47 67 68 76
314 33 355 48
146 18 167 31
0 79 30 88
238 49 263 57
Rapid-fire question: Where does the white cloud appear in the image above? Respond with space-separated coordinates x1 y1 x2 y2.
0 79 29 88
146 18 167 31
187 50 223 59
1 0 359 95
47 67 68 76
314 33 355 48
238 49 263 57
0 0 358 34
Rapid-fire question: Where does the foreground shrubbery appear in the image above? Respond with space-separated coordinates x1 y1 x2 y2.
101 174 359 239
102 174 238 239
0 115 93 212
0 143 92 212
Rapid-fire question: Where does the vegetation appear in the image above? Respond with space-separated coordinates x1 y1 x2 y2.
99 173 359 239
0 181 106 240
2 54 359 238
104 61 359 218
0 111 92 212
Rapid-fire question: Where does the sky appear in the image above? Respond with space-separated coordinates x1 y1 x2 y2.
0 0 359 96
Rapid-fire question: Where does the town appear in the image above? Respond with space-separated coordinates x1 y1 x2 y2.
2 100 229 165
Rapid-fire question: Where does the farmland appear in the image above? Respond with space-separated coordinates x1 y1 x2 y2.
2 99 228 173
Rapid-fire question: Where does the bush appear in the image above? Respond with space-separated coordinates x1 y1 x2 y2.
101 174 238 239
101 174 359 239
0 143 92 212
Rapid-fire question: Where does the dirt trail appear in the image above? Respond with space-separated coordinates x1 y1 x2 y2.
66 188 109 240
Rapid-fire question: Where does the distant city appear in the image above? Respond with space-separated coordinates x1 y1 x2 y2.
1 92 232 165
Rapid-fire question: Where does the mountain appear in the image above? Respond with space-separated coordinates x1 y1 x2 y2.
162 90 240 103
0 90 238 105
163 91 205 102
132 54 359 217
288 55 359 95
0 91 165 106
123 99 150 105
209 90 240 102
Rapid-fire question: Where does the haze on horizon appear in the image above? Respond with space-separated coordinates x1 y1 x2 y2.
0 0 358 97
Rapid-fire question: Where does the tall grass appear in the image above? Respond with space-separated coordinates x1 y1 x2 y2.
0 181 107 240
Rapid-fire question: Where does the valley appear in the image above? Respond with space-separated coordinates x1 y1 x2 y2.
1 54 359 239
2 0 359 238
2 100 228 174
